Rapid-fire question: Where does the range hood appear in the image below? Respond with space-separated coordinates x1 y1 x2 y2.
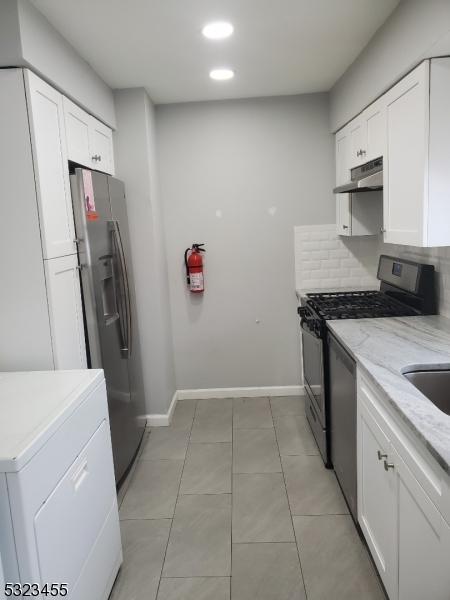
334 156 383 194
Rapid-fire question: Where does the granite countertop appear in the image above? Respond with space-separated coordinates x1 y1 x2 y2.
327 315 450 474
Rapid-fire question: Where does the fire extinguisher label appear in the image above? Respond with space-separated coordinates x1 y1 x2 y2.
190 272 204 291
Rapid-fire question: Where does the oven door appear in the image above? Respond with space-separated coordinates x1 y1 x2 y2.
301 319 326 424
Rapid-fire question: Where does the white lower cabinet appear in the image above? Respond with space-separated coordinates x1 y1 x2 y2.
45 254 87 370
358 372 450 600
358 398 397 599
395 447 450 600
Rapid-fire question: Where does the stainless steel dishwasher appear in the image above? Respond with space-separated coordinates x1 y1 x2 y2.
328 332 357 522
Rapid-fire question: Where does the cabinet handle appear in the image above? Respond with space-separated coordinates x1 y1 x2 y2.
380 228 386 234
384 460 395 471
342 225 349 230
377 450 387 461
92 154 101 162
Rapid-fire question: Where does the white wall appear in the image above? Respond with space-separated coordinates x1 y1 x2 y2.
114 88 176 415
157 94 334 390
330 0 450 131
0 0 115 127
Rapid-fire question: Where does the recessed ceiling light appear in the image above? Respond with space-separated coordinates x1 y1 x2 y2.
209 68 235 81
202 21 234 40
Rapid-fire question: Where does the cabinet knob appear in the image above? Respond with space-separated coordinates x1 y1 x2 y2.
342 225 349 230
380 228 386 234
384 460 395 471
377 450 387 461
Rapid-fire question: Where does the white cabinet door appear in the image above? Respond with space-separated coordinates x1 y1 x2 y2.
89 118 115 175
394 448 450 600
358 394 398 600
63 97 91 167
363 97 386 162
45 254 87 370
335 127 351 185
24 71 76 259
384 61 429 246
349 117 366 167
335 126 352 235
337 195 351 236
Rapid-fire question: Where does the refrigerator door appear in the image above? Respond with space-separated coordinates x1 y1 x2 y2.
108 176 146 461
70 169 142 483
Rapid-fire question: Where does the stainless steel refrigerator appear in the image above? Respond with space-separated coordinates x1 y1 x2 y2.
70 168 146 484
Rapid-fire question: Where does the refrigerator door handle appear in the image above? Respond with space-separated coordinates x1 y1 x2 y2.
109 220 132 358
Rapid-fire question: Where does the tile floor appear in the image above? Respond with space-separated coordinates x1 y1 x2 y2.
110 396 386 600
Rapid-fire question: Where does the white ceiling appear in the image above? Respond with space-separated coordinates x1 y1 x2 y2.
31 0 400 104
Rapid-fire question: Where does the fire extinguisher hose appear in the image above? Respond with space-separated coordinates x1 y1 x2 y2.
184 248 191 284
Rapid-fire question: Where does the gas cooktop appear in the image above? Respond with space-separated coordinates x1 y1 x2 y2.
306 290 418 320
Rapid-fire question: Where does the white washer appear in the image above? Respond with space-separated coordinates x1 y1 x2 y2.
0 370 122 600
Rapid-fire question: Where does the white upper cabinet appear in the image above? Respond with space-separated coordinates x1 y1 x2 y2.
349 118 366 165
384 61 429 246
363 97 387 162
335 98 387 178
335 113 384 237
24 71 76 259
63 97 91 167
384 58 450 247
89 118 115 175
64 97 115 175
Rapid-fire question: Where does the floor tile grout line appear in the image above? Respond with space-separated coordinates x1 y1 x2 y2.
154 399 198 599
269 398 310 600
159 575 231 580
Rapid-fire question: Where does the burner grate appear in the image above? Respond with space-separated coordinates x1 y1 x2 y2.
306 290 417 320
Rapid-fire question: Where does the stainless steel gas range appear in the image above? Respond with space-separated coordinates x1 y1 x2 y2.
298 255 436 520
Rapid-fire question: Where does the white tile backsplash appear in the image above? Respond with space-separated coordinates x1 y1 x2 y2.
294 224 380 292
379 242 450 319
295 224 450 318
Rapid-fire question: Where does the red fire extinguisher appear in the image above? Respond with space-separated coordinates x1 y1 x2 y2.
184 243 205 293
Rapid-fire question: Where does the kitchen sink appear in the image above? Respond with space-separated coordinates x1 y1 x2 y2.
404 370 450 416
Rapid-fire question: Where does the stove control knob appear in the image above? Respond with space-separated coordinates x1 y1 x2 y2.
298 306 308 318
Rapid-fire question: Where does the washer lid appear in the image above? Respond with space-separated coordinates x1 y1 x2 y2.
0 370 104 472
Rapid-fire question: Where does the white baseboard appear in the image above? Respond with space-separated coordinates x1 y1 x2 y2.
146 390 178 427
145 385 304 426
177 385 304 400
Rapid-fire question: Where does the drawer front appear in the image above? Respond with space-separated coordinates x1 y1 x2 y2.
34 421 117 590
